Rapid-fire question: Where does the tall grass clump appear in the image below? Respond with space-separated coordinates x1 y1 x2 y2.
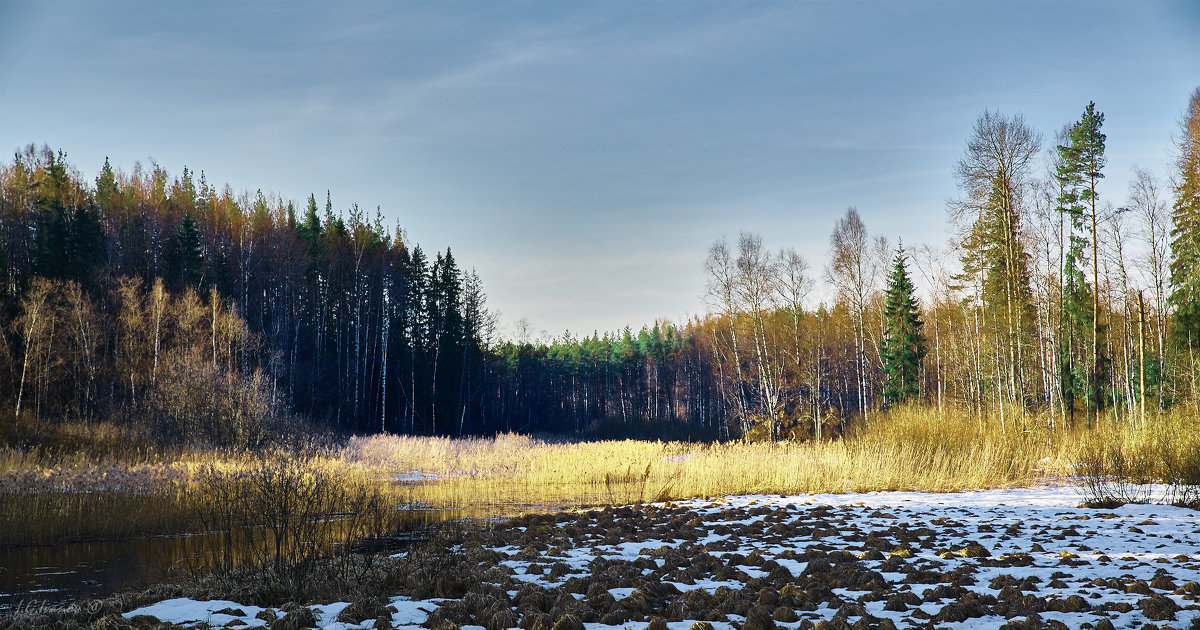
850 405 1069 481
0 461 193 546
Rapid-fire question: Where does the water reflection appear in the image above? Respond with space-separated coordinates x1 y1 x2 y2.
0 508 459 611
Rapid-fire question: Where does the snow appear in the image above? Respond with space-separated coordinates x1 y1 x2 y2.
122 598 269 627
388 471 439 482
124 485 1200 629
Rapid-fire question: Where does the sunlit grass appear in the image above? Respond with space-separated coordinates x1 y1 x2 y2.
3 406 1195 548
0 435 396 547
341 406 1081 515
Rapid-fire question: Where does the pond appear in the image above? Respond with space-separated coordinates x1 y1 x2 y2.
0 508 460 611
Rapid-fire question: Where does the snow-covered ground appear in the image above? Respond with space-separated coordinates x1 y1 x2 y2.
125 485 1200 629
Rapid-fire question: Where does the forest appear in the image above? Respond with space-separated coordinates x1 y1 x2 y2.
2 91 1199 447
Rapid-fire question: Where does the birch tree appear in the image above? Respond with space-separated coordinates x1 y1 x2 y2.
827 207 872 419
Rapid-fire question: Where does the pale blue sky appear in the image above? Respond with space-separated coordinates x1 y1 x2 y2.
2 1 1197 337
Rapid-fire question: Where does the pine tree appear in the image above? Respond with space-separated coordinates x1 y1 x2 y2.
880 245 926 406
1057 102 1107 421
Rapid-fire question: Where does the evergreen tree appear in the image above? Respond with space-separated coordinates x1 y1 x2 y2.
176 215 204 288
95 157 119 210
31 150 73 280
880 245 926 405
1057 102 1107 420
951 111 1040 406
1170 88 1200 364
428 248 464 433
298 193 324 257
68 202 104 286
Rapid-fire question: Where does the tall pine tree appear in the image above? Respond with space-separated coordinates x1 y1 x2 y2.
1057 102 1106 422
880 245 926 406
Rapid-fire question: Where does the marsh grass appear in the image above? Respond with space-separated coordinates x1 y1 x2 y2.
342 406 1079 516
0 436 395 548
3 406 1195 550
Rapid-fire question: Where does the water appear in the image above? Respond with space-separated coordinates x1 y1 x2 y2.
0 510 457 611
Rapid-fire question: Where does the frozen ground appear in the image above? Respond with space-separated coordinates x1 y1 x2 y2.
125 485 1199 629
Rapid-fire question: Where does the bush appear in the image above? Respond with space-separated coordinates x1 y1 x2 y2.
1077 438 1153 506
1160 427 1200 508
186 454 401 595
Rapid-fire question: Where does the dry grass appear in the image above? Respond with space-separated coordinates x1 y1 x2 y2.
341 406 1080 516
0 438 395 547
1076 409 1200 507
3 405 1194 549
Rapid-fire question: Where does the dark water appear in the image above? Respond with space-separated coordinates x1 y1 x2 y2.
0 509 459 611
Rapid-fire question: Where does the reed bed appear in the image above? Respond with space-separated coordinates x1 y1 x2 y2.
1075 409 1200 506
342 406 1083 516
3 405 1194 548
0 442 393 547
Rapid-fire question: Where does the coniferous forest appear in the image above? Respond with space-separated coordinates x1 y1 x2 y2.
3 91 1200 446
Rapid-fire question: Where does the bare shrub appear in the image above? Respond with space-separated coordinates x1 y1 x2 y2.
1077 437 1153 507
186 454 400 595
1161 436 1200 508
150 351 295 449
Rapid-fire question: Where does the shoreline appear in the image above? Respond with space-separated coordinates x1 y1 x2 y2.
5 485 1198 629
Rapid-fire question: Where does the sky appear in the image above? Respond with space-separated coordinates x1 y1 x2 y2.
1 1 1197 339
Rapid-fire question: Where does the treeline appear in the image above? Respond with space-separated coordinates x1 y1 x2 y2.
0 146 496 442
471 92 1200 440
4 91 1200 444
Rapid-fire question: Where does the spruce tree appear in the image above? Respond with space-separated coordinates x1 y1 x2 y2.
951 111 1040 406
95 157 119 210
177 215 204 288
1170 88 1200 367
298 193 324 258
880 245 927 406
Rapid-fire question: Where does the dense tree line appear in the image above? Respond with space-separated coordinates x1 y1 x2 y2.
4 90 1199 443
0 147 495 441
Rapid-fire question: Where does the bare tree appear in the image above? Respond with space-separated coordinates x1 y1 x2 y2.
827 207 872 419
1128 168 1169 410
735 232 783 438
1101 202 1134 421
705 237 749 433
949 110 1042 410
910 243 954 413
62 281 101 422
778 246 815 436
13 279 54 421
1028 175 1066 427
